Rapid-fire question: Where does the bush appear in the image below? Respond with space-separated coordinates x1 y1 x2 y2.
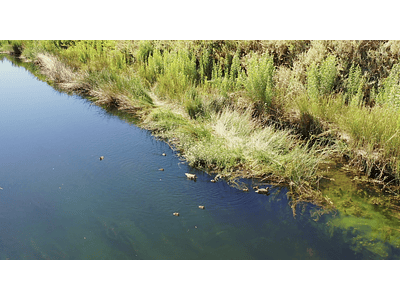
375 63 400 108
244 54 275 108
346 63 365 107
307 55 337 101
156 49 197 101
135 40 154 64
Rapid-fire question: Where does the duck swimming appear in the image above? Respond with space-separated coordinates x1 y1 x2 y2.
255 187 270 194
185 173 197 180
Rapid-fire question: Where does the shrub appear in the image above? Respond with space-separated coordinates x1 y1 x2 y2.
135 40 154 64
156 49 197 101
244 53 275 108
307 55 337 101
375 63 400 108
346 63 365 107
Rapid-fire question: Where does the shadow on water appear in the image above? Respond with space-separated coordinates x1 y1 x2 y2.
2 54 400 259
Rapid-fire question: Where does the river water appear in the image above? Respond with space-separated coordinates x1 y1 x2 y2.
1 55 400 259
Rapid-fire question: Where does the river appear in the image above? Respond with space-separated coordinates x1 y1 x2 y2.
1 55 400 259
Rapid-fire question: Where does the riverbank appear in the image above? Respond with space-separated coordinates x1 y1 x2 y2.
2 40 400 214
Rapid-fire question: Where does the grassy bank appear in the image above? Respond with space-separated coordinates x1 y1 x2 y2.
2 40 400 212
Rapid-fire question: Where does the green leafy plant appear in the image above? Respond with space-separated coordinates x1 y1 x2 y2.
307 55 337 101
244 54 275 108
376 63 400 108
346 63 365 107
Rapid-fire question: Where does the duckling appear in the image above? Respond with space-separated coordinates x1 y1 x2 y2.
185 173 197 180
99 156 104 161
173 212 179 216
255 187 270 194
198 205 205 209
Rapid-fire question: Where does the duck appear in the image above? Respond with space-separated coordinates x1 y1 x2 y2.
185 173 197 180
162 153 166 156
173 212 179 216
99 156 104 161
198 205 205 209
255 187 270 194
159 168 164 171
210 179 216 183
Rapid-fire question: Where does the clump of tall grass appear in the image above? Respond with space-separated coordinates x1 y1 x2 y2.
144 107 190 134
184 108 334 185
144 104 334 187
36 53 78 84
183 87 206 120
337 104 400 182
84 69 153 108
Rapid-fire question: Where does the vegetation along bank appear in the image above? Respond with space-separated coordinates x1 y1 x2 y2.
2 40 400 214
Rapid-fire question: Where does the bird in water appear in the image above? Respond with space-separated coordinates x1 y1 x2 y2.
185 173 197 180
255 187 270 194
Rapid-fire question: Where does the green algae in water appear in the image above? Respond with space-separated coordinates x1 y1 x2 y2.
318 164 400 259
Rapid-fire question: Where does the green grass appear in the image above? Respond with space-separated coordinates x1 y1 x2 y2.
145 106 337 191
83 69 153 108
